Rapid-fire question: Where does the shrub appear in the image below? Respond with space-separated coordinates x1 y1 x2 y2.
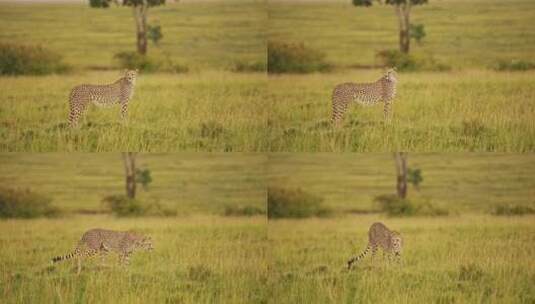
135 168 152 190
102 195 176 217
376 49 450 72
224 205 265 216
102 195 145 216
231 60 266 73
374 194 448 217
114 51 188 73
0 187 60 218
493 59 535 71
0 43 70 75
492 204 535 216
147 25 163 46
410 23 426 44
268 41 332 74
268 186 331 219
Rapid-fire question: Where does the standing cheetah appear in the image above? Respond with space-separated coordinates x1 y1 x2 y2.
52 228 153 274
347 222 403 269
68 69 138 128
331 68 397 125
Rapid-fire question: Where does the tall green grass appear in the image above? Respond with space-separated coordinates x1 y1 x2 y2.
267 70 535 151
269 215 535 303
0 215 267 304
0 71 268 151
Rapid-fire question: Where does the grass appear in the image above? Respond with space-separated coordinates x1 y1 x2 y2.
0 153 267 213
0 1 267 152
0 215 267 304
268 0 535 69
0 71 268 151
0 1 266 71
266 0 535 152
267 153 535 303
268 214 535 303
267 70 535 151
0 153 267 303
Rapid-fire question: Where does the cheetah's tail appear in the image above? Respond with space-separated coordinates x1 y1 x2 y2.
347 244 371 269
52 248 81 263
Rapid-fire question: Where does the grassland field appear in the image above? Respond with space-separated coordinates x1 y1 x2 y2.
2 0 535 151
1 153 535 303
0 153 267 213
0 153 267 303
0 215 267 304
267 153 535 303
267 153 535 213
267 0 535 152
0 1 268 152
268 214 535 303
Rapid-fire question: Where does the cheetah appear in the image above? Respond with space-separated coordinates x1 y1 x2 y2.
347 222 403 269
52 228 153 274
331 68 397 125
68 69 138 128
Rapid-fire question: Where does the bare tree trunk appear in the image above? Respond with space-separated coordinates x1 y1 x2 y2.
133 4 148 55
122 152 137 199
394 152 408 199
395 3 411 54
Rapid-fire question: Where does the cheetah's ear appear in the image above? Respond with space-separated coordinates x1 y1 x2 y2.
135 69 139 74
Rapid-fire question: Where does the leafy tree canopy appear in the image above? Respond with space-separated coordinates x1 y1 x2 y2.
352 0 427 6
89 0 166 8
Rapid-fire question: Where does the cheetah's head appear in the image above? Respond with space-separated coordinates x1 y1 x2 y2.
384 68 397 82
124 69 138 84
391 232 403 255
134 235 153 251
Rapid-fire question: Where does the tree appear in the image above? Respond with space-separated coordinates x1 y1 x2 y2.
393 152 408 199
89 0 166 55
352 0 428 54
122 152 137 199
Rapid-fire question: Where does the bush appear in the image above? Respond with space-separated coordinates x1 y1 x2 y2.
493 59 535 71
0 187 60 218
410 23 426 44
0 43 70 75
374 194 448 217
268 186 331 219
224 205 265 216
231 60 266 73
102 195 176 217
376 49 450 72
114 51 188 73
268 41 332 74
492 204 535 216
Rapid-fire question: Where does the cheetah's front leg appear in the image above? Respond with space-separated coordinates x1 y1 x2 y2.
120 101 129 121
383 100 393 122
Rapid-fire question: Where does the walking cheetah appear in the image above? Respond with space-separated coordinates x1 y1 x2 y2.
347 222 403 269
68 69 138 128
52 228 153 274
331 68 397 125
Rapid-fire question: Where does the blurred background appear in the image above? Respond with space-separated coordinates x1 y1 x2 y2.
0 153 266 217
267 153 535 217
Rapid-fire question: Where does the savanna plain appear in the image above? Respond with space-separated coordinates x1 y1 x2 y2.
0 1 267 152
268 0 535 151
0 153 267 303
267 154 535 303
